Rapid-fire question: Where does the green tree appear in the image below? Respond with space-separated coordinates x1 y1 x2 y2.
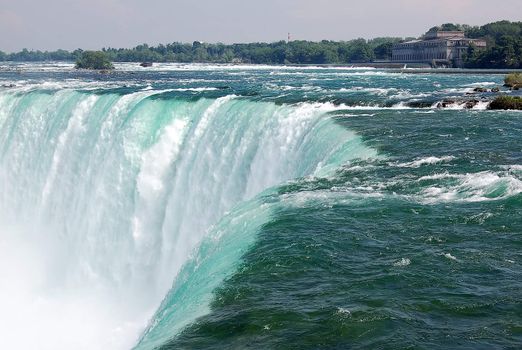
373 42 394 60
75 51 114 70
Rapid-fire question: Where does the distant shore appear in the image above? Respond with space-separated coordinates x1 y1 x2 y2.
2 60 522 74
2 20 522 70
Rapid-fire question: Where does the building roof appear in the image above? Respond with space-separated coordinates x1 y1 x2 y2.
424 31 465 40
394 36 486 48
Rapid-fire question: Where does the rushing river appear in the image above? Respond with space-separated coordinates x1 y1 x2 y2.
0 63 520 349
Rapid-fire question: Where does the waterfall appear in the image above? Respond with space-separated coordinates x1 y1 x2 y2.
0 87 376 349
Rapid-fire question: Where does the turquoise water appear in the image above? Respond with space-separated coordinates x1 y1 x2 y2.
0 63 520 349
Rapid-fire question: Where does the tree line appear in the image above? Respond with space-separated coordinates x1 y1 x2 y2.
0 38 403 65
464 21 522 68
0 21 520 68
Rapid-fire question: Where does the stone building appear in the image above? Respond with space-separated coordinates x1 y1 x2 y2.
392 31 486 67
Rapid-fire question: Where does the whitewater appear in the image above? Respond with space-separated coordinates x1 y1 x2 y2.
0 63 520 350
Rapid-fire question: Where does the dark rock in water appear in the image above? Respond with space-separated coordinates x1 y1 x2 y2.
489 96 522 110
437 99 456 108
406 100 435 108
465 100 479 109
216 86 231 90
436 98 480 109
505 83 521 90
140 62 153 67
491 87 500 93
473 87 488 93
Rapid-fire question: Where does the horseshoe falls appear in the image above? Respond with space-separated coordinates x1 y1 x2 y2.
0 64 521 350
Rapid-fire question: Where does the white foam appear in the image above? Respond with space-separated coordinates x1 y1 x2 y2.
390 101 413 109
433 99 490 111
335 87 398 95
443 87 476 95
418 172 461 181
265 84 319 92
462 82 497 87
418 171 522 204
114 62 378 73
393 258 411 267
336 307 352 316
472 101 490 110
396 156 455 168
444 253 458 261
170 87 219 92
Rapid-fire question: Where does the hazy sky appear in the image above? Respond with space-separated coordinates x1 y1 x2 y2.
1 0 521 52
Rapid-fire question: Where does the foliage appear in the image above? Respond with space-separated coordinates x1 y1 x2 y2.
0 48 82 61
0 40 399 65
504 73 522 87
427 23 468 33
463 21 522 68
75 51 114 70
370 38 402 60
104 39 386 64
489 96 522 110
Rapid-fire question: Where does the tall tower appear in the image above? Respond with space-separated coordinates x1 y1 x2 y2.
287 33 291 43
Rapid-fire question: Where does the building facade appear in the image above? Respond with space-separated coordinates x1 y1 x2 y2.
392 31 486 67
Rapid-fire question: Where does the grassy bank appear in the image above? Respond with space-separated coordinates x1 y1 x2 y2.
489 96 522 110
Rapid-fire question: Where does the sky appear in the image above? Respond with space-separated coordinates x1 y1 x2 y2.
0 0 521 52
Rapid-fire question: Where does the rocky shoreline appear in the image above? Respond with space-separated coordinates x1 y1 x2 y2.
416 79 522 110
